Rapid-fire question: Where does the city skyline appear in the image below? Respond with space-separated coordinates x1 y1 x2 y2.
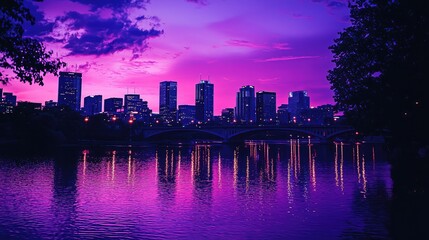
1 0 350 114
1 75 330 117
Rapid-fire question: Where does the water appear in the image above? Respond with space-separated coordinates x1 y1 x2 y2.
0 141 392 239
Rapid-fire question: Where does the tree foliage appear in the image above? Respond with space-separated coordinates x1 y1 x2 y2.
328 0 429 144
0 0 66 85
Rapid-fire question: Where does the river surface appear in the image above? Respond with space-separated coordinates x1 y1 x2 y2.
0 140 392 239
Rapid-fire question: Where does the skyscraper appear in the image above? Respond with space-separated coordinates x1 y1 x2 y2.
104 97 123 113
159 81 177 123
58 72 82 111
288 91 310 123
195 80 214 123
235 85 256 123
83 95 102 116
256 91 276 124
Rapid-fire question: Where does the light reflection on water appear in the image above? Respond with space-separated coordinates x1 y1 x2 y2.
0 141 392 239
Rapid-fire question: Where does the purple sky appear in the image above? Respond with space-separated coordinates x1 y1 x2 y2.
3 0 350 114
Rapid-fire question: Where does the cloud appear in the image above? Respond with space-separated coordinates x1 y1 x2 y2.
50 11 163 56
257 77 280 82
273 43 291 50
227 39 269 49
22 0 163 58
77 62 92 72
186 0 208 6
23 1 55 38
227 40 291 50
312 0 347 9
255 56 319 62
70 0 150 11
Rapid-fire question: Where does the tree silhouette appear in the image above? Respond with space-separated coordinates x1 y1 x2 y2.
0 0 66 85
328 0 429 147
330 3 429 237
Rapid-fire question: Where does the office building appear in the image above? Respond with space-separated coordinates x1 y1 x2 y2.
300 104 335 125
159 81 177 123
277 104 289 125
17 101 42 111
1 92 17 114
221 108 235 124
124 94 152 122
288 91 310 123
195 80 214 123
58 72 82 111
178 105 195 126
44 100 57 109
83 95 102 116
256 91 276 124
124 94 141 114
104 97 123 114
235 85 256 123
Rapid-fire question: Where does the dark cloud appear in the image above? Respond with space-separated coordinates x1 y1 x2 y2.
70 0 150 11
327 1 347 8
23 0 55 38
76 62 92 72
312 0 347 9
56 11 163 56
136 15 147 21
22 0 163 57
186 0 208 6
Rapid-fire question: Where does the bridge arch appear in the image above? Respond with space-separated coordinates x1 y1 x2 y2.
325 128 357 139
227 127 325 140
144 128 224 140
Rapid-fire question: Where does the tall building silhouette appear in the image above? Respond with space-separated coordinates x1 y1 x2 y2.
104 97 123 113
195 80 214 123
288 90 310 123
83 95 102 116
256 91 276 124
236 85 256 123
58 72 82 111
159 81 177 123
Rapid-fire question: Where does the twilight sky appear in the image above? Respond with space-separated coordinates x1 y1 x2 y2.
3 0 350 114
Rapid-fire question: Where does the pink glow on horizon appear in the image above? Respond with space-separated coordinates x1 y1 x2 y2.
2 0 350 114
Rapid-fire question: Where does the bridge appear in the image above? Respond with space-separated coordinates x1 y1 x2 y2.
139 125 355 142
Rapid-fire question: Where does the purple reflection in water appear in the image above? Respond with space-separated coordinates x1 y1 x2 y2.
0 142 392 239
